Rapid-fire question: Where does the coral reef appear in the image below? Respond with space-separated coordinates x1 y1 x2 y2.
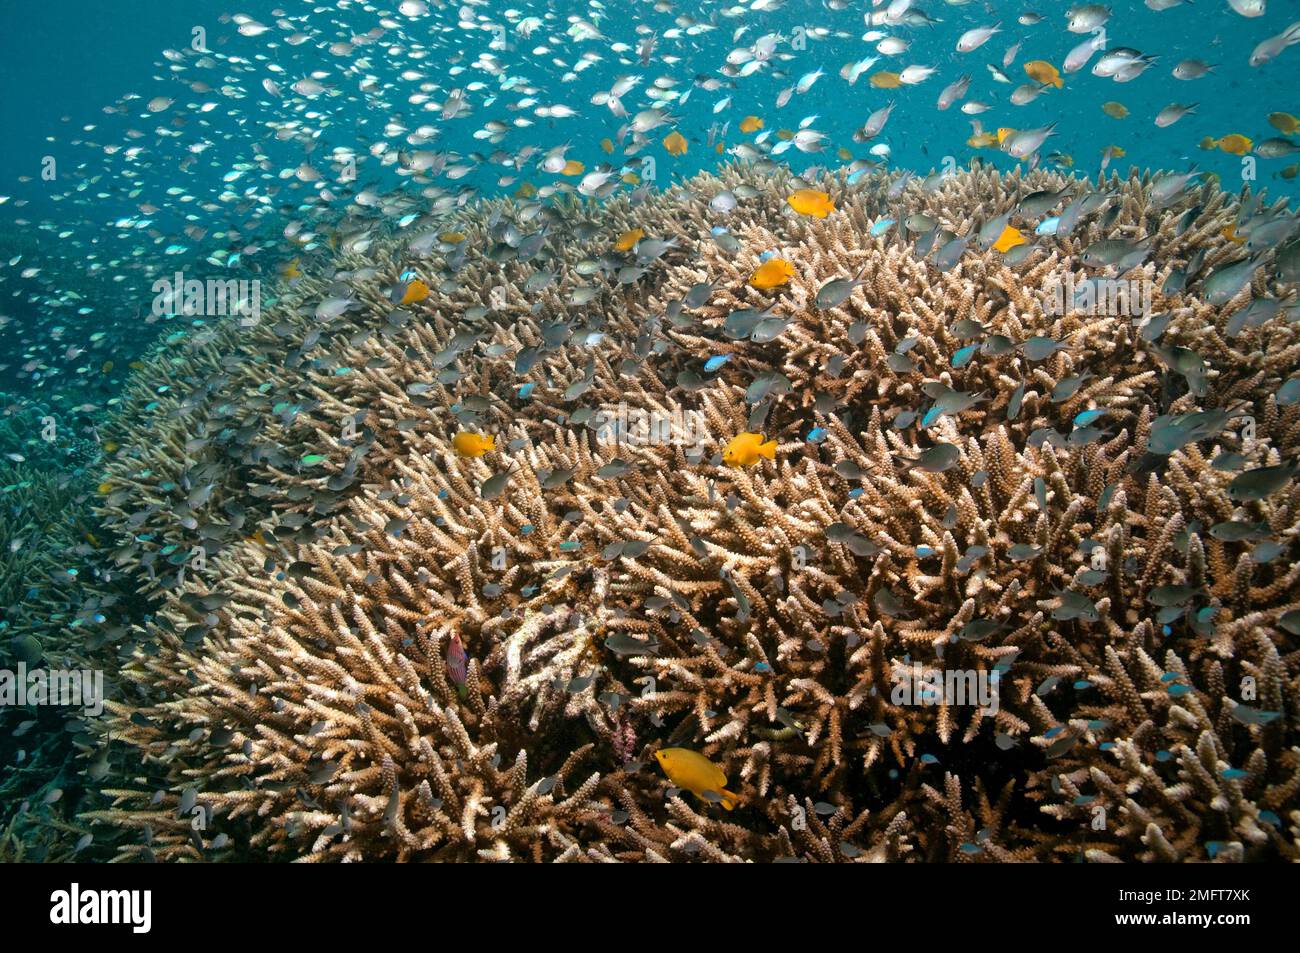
75 162 1299 861
0 462 122 860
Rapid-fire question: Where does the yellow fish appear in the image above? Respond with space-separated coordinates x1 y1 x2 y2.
452 432 495 458
993 225 1026 253
97 481 113 494
836 147 853 161
621 172 641 185
786 189 835 218
869 71 902 89
440 231 466 243
1023 60 1063 89
1282 163 1298 180
1222 224 1247 244
996 127 1016 144
280 258 302 280
1214 134 1253 155
1101 101 1129 119
776 129 795 141
967 130 999 149
399 279 430 306
561 159 585 176
653 748 739 810
663 130 688 156
1268 112 1300 135
600 137 615 154
101 360 114 374
615 228 644 252
514 182 537 198
740 115 764 133
723 431 777 468
748 257 794 290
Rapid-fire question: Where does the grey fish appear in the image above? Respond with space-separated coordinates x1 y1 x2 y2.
603 633 660 656
1202 256 1263 306
1228 463 1298 501
1052 589 1099 622
685 281 716 308
1022 336 1063 360
1150 169 1202 208
481 469 510 500
873 587 912 618
815 268 868 309
1017 187 1070 219
897 443 961 473
1081 237 1152 268
1209 520 1271 542
933 235 970 272
1254 137 1300 159
977 211 1014 250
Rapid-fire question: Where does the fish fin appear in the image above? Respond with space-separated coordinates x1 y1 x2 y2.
484 436 496 452
720 789 739 811
759 439 777 460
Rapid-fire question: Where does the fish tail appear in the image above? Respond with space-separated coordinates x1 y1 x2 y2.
484 435 496 452
759 439 776 460
720 789 740 811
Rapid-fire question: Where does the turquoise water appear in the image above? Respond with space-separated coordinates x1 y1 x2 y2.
1 1 1297 409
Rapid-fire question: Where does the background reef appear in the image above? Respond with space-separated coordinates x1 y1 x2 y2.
7 161 1300 862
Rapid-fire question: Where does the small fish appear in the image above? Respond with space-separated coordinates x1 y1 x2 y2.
1052 589 1100 622
446 633 468 694
723 432 777 468
653 748 738 810
787 189 835 218
1023 60 1063 89
452 432 496 458
604 633 661 657
662 130 688 156
614 228 645 252
1228 463 1298 501
992 225 1026 253
1155 103 1196 128
815 268 867 308
749 258 795 290
896 443 960 473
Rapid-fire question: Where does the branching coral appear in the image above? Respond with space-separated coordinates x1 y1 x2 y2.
79 162 1300 861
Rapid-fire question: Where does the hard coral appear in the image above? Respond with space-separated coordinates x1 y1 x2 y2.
83 162 1299 861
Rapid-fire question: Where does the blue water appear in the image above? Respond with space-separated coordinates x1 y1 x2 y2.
0 0 1289 439
2 1 1296 232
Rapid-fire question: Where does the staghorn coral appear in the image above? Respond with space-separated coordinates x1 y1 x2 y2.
78 161 1299 861
0 462 127 860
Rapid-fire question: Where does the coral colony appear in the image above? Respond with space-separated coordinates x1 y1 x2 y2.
0 161 1279 863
